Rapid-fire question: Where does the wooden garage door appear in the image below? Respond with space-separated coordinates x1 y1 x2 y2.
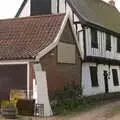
0 64 27 102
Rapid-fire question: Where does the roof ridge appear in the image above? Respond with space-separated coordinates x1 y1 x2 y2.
95 0 117 9
0 13 65 22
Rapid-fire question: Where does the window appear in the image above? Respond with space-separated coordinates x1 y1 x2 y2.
106 34 111 51
91 28 98 48
57 0 59 13
90 66 99 87
57 42 76 64
117 38 120 52
112 69 119 86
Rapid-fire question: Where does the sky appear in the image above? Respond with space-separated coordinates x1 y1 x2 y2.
103 0 120 10
0 0 23 19
116 0 120 10
0 0 119 19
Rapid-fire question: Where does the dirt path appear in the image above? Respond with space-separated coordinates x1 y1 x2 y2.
29 100 120 120
2 101 120 120
62 101 120 120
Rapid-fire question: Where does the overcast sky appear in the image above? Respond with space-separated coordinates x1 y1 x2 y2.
0 0 23 19
103 0 120 10
0 0 119 19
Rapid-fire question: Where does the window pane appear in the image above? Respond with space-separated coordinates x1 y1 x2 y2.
90 66 98 87
117 38 120 52
106 34 111 51
112 69 119 86
91 28 98 48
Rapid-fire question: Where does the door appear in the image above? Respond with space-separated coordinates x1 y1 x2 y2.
0 65 27 103
0 77 10 102
103 71 109 93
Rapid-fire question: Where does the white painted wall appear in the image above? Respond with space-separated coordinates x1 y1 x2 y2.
19 0 30 17
66 3 73 20
33 78 37 102
34 63 53 116
59 0 66 13
82 62 120 96
51 0 65 14
51 0 57 14
82 63 105 96
85 28 120 61
109 66 120 92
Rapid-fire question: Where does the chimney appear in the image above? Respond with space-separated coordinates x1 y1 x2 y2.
109 0 115 6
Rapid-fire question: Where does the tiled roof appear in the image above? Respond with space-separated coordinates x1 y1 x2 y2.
67 0 120 33
0 14 65 60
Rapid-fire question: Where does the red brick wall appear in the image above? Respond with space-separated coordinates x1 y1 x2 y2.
40 20 81 96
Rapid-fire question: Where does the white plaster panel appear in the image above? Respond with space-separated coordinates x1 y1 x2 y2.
85 27 120 61
82 63 105 96
109 66 120 92
34 64 53 116
19 0 30 17
73 14 80 23
78 28 84 59
66 3 73 19
51 0 57 14
82 63 120 96
59 0 65 13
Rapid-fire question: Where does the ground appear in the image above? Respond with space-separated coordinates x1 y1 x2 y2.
64 101 120 120
61 101 120 120
1 101 120 120
41 101 120 120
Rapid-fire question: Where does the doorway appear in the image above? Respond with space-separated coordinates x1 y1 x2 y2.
103 71 109 93
0 64 27 103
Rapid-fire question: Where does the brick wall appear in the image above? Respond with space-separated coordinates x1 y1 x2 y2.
40 20 81 96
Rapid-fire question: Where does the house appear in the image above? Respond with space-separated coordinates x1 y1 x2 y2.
15 0 120 96
64 0 120 96
62 0 120 96
0 13 81 116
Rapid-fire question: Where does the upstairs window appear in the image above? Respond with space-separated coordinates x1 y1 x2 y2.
106 34 111 51
90 66 99 87
57 42 76 64
91 28 98 48
57 0 60 13
117 38 120 52
112 69 119 86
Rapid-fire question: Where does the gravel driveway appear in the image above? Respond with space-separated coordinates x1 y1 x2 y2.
1 101 120 120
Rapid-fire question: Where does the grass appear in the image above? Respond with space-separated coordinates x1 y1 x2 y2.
55 99 111 117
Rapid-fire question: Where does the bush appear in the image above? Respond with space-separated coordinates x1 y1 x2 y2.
1 100 17 119
1 100 16 109
52 81 82 101
51 89 120 115
51 81 83 114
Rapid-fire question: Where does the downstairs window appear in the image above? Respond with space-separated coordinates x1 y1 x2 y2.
90 66 99 87
112 69 119 86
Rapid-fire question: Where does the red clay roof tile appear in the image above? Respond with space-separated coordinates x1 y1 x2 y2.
0 14 65 60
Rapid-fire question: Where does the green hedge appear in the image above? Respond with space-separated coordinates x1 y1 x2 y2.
50 81 120 115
